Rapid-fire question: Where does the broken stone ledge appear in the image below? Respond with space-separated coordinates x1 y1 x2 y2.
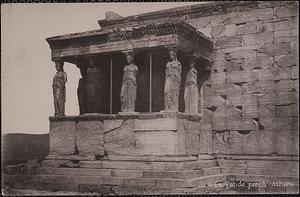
49 112 202 122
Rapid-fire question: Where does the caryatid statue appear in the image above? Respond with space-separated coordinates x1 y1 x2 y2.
164 50 182 111
120 53 138 112
85 58 102 113
52 60 67 116
77 66 87 115
184 59 199 114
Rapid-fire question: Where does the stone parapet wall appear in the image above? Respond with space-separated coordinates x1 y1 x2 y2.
49 112 204 157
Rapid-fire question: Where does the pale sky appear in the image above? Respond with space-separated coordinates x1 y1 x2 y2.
1 2 202 134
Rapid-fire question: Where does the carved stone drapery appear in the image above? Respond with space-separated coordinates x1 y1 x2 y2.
85 58 103 113
77 65 88 115
184 59 199 114
164 50 182 112
52 60 67 116
120 51 138 113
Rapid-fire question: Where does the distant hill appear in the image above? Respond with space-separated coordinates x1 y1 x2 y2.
2 133 49 168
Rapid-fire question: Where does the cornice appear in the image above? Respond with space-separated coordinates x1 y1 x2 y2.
98 1 298 30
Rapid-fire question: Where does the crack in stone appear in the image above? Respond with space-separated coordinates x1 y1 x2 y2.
224 53 232 61
235 106 243 111
74 139 79 155
236 130 252 135
275 103 292 107
221 17 230 25
203 21 212 28
251 118 265 130
104 139 129 144
273 6 282 18
251 92 266 97
241 37 246 46
225 96 234 107
236 22 246 26
206 106 217 112
274 79 280 83
232 82 248 87
251 66 262 70
258 123 264 130
213 130 229 134
220 95 227 100
103 120 126 135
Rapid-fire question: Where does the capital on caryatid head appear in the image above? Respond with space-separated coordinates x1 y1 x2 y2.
54 59 64 72
122 50 136 65
166 45 179 53
188 54 198 65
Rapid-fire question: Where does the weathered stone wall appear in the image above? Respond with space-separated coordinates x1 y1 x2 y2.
185 2 298 156
49 113 202 158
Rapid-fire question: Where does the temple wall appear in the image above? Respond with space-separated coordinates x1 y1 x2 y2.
186 2 299 156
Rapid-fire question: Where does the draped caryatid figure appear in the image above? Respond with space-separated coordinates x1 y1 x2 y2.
86 59 102 113
52 60 67 116
77 66 87 115
164 51 182 111
184 60 199 114
121 54 138 112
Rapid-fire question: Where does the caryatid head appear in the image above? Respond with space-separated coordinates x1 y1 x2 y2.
88 58 97 68
169 50 177 61
55 60 64 72
126 54 134 65
190 59 196 69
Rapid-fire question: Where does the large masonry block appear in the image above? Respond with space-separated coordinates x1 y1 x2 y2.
104 119 136 156
75 121 104 156
275 6 298 18
242 31 273 46
49 121 76 155
135 130 177 155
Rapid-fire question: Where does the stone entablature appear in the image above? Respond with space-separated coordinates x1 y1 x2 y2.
46 21 212 62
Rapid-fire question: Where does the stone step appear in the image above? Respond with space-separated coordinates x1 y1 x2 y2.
3 173 227 190
36 167 211 179
3 173 298 194
203 167 222 176
79 159 217 171
36 167 145 179
218 159 299 169
219 167 298 177
142 169 203 179
226 174 299 183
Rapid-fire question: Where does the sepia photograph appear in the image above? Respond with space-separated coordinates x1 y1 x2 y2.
1 1 299 195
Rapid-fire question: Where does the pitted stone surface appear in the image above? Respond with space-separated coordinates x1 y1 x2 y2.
75 121 104 156
49 121 76 155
